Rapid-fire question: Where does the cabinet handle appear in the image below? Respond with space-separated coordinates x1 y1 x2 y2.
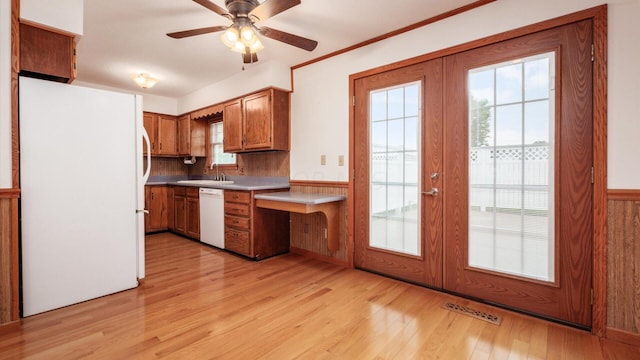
151 192 154 200
159 143 162 150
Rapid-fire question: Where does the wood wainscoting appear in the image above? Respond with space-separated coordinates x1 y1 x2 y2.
0 189 19 333
607 189 640 346
289 181 349 267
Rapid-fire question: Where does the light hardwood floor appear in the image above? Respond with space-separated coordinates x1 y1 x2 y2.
1 232 638 359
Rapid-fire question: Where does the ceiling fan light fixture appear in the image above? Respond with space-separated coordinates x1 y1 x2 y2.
240 26 257 43
131 73 158 89
221 27 239 47
221 23 263 55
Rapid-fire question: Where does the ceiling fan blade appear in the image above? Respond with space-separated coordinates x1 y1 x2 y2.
193 0 232 19
258 26 318 51
167 26 227 39
249 0 301 22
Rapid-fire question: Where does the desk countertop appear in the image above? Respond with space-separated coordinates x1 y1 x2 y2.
253 191 346 205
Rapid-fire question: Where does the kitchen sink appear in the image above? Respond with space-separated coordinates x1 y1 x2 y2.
176 180 235 186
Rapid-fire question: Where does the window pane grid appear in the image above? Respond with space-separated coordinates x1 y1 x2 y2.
369 82 421 256
468 52 555 282
209 122 236 165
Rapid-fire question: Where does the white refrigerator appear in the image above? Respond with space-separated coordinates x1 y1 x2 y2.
19 76 150 317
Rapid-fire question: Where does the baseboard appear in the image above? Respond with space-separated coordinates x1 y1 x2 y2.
0 320 20 335
290 246 349 268
607 327 640 347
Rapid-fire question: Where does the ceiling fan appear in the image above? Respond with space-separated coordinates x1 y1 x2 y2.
167 0 318 64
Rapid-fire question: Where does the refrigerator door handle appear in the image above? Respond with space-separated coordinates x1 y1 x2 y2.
142 127 151 184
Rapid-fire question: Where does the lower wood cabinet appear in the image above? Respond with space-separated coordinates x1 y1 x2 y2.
144 185 168 233
224 190 289 259
171 186 200 240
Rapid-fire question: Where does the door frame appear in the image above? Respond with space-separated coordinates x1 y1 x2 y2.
348 5 607 336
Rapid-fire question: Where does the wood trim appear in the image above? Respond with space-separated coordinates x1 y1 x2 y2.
0 320 20 336
291 0 496 71
347 77 355 270
189 103 223 120
290 246 348 268
18 18 77 38
591 4 608 339
606 327 640 348
288 180 348 188
607 189 640 201
0 188 20 198
0 198 19 324
349 6 608 82
11 0 19 187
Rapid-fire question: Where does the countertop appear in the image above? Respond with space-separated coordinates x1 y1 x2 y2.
254 191 346 205
146 176 290 191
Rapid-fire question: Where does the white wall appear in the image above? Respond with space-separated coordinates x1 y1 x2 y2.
607 1 640 189
290 0 640 189
0 0 11 188
178 60 290 114
74 80 179 115
20 0 83 35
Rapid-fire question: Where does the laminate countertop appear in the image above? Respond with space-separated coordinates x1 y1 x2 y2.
145 176 290 191
253 191 346 204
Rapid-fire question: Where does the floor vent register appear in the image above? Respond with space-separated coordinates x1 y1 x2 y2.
442 302 502 325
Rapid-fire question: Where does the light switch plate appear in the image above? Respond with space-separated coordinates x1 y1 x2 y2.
321 154 326 165
338 155 344 166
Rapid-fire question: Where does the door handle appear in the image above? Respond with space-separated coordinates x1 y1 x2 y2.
423 188 439 196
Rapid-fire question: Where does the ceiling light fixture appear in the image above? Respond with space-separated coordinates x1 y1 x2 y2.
131 73 158 89
220 19 263 60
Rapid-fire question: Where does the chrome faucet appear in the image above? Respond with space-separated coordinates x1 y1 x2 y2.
210 162 220 180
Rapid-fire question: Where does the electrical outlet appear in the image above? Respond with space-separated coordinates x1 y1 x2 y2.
320 154 326 165
338 155 344 166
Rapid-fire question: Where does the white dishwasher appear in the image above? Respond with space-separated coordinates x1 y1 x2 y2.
199 188 225 249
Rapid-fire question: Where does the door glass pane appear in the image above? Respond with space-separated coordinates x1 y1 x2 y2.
369 82 421 256
468 52 555 282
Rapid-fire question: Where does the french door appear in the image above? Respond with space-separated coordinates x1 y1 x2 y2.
354 20 593 327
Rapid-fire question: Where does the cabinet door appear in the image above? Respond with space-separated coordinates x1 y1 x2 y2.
174 196 186 234
19 23 76 83
148 186 168 231
143 113 157 155
157 115 178 155
144 186 151 233
223 99 243 152
243 91 272 150
186 197 200 240
178 114 191 156
167 187 175 230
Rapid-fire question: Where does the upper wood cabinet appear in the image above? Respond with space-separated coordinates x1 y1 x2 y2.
223 99 243 152
178 114 206 157
143 112 178 156
223 88 290 153
20 22 76 83
143 112 157 155
157 115 178 156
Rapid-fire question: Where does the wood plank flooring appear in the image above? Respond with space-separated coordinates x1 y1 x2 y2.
1 232 639 359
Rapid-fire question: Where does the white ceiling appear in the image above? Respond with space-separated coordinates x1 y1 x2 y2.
77 0 479 98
